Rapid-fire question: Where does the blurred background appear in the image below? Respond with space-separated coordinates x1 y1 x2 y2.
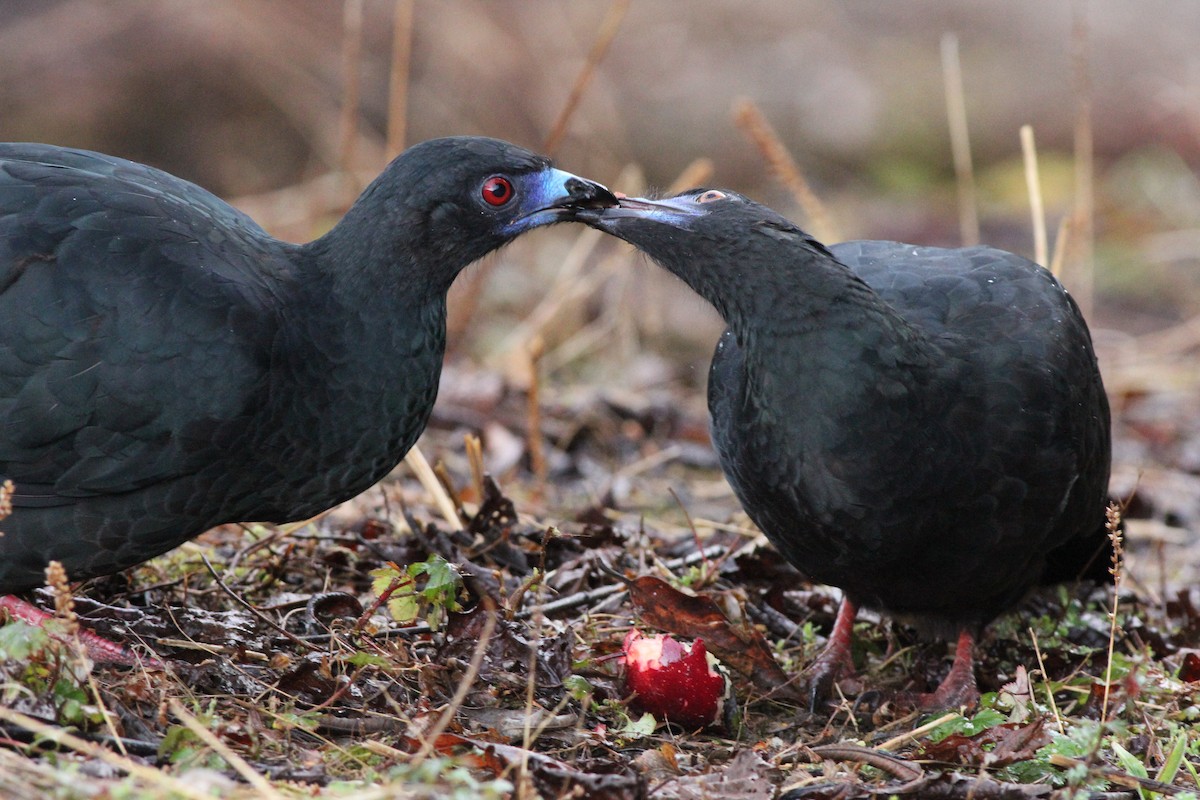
2 0 1198 578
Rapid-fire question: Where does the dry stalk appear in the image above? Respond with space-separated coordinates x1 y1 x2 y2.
526 336 547 498
410 606 498 765
1102 502 1124 724
1049 214 1073 278
876 711 958 752
45 559 128 755
465 433 486 503
732 98 838 243
385 0 415 160
940 33 979 246
44 560 79 639
1029 626 1065 734
0 705 214 800
168 699 286 800
1020 124 1049 267
1069 0 1095 316
493 227 607 369
404 445 461 530
431 461 464 513
542 0 631 156
337 0 366 177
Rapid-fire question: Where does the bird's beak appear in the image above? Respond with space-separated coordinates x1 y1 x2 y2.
510 168 618 232
576 195 706 232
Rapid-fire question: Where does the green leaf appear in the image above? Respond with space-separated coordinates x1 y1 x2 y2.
1110 741 1149 800
347 650 392 668
1157 730 1188 786
622 712 658 739
0 621 52 661
564 675 592 702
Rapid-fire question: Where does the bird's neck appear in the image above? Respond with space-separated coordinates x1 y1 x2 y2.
263 238 448 493
723 253 919 352
306 201 455 306
716 252 939 408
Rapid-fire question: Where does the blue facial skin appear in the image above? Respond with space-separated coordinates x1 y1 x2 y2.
503 168 617 234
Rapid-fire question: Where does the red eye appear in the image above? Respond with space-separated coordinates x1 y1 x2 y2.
481 176 514 206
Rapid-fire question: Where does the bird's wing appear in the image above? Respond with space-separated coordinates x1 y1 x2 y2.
830 240 1109 527
0 144 289 507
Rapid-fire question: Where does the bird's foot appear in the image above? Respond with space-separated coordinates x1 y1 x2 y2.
0 594 161 668
894 628 979 711
801 598 860 710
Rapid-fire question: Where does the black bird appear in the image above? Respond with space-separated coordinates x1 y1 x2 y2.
0 136 615 596
581 190 1110 708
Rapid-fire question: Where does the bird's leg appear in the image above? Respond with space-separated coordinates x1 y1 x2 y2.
0 594 158 668
917 627 979 709
802 597 859 709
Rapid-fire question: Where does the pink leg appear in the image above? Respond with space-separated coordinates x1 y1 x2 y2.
803 597 859 709
916 627 979 709
0 594 160 668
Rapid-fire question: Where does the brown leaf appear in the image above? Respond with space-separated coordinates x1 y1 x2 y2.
654 749 776 800
442 605 573 698
438 733 643 800
918 720 1050 768
628 576 803 703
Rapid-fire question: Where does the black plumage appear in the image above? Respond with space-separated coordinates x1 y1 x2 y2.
581 190 1111 707
0 136 615 593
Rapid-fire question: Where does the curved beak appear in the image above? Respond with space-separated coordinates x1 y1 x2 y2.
509 168 618 232
576 195 706 233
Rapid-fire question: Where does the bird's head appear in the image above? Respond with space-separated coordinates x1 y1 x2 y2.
576 187 800 251
576 188 834 321
333 137 616 287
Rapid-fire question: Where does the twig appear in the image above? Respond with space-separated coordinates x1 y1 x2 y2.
526 336 548 499
667 486 713 577
354 572 410 633
1050 754 1185 796
528 543 727 619
522 559 549 765
1020 124 1048 267
200 554 322 653
876 711 959 752
805 743 926 793
385 0 414 161
0 706 213 800
542 0 630 155
167 699 286 800
337 0 365 176
410 606 498 765
733 98 838 243
404 445 461 530
1029 626 1065 733
941 33 979 246
492 226 607 365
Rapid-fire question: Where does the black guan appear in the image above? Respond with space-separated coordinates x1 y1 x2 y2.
0 136 615 595
580 189 1111 708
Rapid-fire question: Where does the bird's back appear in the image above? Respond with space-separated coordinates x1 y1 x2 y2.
0 144 298 590
709 240 1110 627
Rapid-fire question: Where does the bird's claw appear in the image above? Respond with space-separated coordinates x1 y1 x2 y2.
800 646 859 711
